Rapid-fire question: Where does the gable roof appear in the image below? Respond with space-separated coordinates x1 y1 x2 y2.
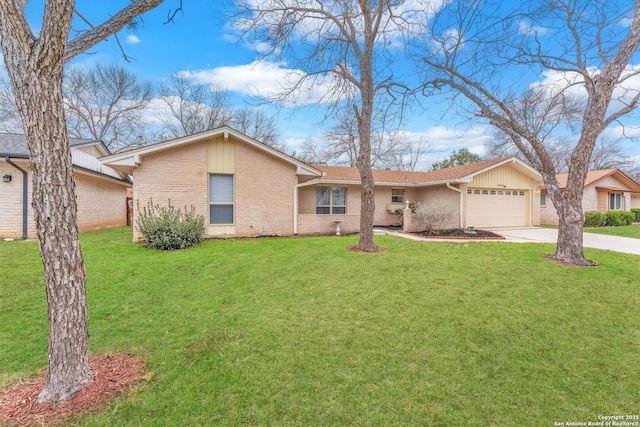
555 169 640 192
315 157 541 186
100 126 323 178
0 133 130 183
0 132 110 158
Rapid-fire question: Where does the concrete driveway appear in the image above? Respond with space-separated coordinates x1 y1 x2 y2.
496 227 640 256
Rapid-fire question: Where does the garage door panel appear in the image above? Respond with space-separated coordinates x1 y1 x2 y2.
467 190 528 228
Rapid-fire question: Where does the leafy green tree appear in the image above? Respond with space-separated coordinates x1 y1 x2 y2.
432 148 481 170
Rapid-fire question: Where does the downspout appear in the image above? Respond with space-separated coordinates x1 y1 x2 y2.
5 156 28 239
447 182 464 229
293 178 322 235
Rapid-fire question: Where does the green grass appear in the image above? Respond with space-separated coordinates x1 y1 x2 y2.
1 228 639 426
583 224 640 239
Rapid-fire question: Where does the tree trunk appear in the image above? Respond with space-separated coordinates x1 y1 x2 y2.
26 73 93 404
1 17 93 404
549 203 596 267
356 96 377 252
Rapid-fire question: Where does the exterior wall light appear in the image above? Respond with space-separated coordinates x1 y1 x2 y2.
3 174 11 183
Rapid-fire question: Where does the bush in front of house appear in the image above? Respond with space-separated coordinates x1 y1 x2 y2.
583 211 606 227
136 199 205 250
604 210 635 227
631 208 640 222
413 199 456 232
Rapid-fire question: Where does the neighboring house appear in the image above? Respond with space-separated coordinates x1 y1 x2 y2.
1 133 132 239
540 169 640 225
100 127 543 241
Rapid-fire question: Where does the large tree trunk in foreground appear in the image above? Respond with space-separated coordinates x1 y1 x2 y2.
1 0 168 402
3 36 93 404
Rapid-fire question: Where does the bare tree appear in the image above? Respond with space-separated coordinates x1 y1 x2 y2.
234 0 427 252
0 69 21 132
156 74 233 138
231 107 282 149
64 63 153 152
386 134 432 171
421 0 640 266
0 0 173 402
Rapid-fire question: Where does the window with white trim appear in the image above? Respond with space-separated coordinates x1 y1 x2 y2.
316 186 346 214
609 193 622 211
392 188 405 203
209 174 234 224
540 194 547 206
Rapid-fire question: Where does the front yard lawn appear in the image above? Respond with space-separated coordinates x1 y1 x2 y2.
584 224 640 239
1 228 638 426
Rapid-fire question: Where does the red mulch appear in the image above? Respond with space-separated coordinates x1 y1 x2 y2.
0 353 146 426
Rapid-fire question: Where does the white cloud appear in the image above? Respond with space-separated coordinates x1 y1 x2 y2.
518 21 548 36
126 35 141 45
177 60 350 106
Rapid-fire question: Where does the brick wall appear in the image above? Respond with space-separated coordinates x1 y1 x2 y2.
0 160 34 239
132 137 303 240
0 160 128 239
75 171 128 232
132 141 209 241
235 141 298 236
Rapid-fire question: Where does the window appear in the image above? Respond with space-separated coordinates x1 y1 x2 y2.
609 193 622 211
505 191 511 195
519 192 525 196
316 186 346 214
209 174 234 224
540 194 547 206
482 190 488 195
392 188 405 203
490 190 496 195
497 190 504 195
474 190 480 194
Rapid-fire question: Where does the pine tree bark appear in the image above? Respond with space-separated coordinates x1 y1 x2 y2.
0 0 166 402
0 2 93 402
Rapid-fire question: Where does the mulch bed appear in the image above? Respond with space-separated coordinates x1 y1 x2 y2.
0 353 146 426
402 228 505 240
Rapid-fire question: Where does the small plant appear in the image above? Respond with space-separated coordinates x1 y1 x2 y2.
631 208 640 222
583 211 606 227
604 210 635 227
413 198 456 233
136 199 205 250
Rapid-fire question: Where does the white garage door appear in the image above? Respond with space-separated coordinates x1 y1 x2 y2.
466 189 529 228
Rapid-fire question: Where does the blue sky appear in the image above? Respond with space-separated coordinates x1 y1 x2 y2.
18 0 640 170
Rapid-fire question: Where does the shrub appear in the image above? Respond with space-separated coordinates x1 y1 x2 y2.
413 199 456 232
631 208 640 222
604 210 635 227
583 211 606 227
136 199 205 250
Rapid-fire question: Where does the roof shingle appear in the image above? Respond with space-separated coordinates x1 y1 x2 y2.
313 157 511 184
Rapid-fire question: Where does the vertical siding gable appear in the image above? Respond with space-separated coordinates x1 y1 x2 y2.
207 135 235 173
470 164 533 189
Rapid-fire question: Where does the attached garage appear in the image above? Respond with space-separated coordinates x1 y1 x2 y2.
466 189 530 228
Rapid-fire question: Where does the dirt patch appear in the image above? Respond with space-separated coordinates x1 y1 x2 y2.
346 245 387 253
0 353 146 426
